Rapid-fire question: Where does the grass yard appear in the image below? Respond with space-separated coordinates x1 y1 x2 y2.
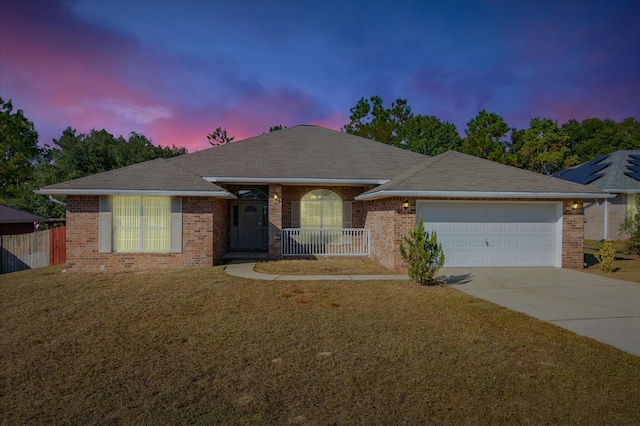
254 258 403 275
2 266 640 424
583 240 640 283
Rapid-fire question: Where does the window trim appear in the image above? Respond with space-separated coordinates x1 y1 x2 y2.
300 189 343 229
99 196 182 253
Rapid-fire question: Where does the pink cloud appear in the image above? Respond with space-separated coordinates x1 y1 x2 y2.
0 1 344 153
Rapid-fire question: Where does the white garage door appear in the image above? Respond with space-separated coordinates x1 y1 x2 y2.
416 201 562 267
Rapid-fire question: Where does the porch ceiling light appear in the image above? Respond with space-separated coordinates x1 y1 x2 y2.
403 200 409 210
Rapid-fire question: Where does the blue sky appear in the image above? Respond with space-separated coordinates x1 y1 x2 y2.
1 0 638 151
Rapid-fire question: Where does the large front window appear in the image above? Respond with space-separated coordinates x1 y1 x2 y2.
300 189 342 229
112 196 171 252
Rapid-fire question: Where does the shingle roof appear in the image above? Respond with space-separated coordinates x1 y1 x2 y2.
36 126 610 200
0 205 46 223
357 150 611 199
37 158 232 196
169 125 429 181
554 150 640 192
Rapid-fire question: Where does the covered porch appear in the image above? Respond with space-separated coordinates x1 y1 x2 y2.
221 183 372 259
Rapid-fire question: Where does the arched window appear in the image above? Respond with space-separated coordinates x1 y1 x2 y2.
300 189 342 229
235 188 267 199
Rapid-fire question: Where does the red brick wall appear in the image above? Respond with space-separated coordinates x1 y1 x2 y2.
66 196 222 272
562 199 585 269
212 198 229 262
364 197 415 270
268 184 283 258
65 193 586 272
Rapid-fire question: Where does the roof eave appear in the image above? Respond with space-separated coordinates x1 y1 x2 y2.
355 190 615 201
35 189 237 199
601 188 640 194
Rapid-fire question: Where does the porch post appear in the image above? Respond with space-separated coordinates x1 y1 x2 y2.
268 184 283 258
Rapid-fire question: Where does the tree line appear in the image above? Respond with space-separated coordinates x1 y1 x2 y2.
344 96 640 175
2 96 639 220
1 98 186 220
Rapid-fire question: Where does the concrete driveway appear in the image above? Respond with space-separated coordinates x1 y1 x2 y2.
439 268 640 357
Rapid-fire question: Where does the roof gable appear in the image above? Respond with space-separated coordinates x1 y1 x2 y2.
358 150 610 199
169 125 428 181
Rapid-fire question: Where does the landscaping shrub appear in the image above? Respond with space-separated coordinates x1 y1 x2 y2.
400 217 445 285
621 195 640 254
594 241 616 272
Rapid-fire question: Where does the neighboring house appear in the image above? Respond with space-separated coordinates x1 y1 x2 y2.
554 150 640 241
36 125 610 272
0 205 46 236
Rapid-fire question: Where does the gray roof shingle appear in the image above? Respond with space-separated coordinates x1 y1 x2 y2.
169 125 429 181
358 150 610 199
554 150 640 192
38 158 231 196
37 126 609 199
0 205 47 223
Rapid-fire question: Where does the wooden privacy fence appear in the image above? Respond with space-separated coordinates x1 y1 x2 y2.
0 226 66 274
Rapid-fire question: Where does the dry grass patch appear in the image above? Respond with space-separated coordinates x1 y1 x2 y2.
583 240 640 283
254 258 403 275
1 266 640 424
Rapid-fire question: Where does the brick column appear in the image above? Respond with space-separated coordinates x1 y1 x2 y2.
268 184 282 258
562 199 584 269
394 198 416 270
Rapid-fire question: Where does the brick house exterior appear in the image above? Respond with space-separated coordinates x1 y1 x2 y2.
555 150 640 241
66 196 229 272
38 126 610 273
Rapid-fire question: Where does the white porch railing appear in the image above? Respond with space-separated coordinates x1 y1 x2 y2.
282 228 370 257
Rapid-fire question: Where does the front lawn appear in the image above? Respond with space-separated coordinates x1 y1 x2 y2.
583 240 640 283
1 266 639 424
254 258 403 275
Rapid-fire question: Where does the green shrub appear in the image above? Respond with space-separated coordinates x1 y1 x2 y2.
399 217 445 285
594 241 616 273
621 195 640 254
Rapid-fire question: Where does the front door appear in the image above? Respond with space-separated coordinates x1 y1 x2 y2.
238 202 268 250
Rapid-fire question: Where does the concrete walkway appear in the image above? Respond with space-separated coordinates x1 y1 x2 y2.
224 262 640 357
224 261 410 281
442 267 640 357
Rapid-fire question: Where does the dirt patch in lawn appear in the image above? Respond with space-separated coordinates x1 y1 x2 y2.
1 266 639 424
254 258 404 275
583 240 640 283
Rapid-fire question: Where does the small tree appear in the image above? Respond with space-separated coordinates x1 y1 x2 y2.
594 241 616 273
621 195 640 254
207 127 234 146
399 217 445 285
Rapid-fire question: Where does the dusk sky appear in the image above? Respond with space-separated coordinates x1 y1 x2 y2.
1 0 639 152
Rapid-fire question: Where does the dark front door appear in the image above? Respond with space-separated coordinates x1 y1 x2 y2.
238 202 267 250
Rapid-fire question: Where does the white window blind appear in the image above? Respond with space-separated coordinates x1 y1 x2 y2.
300 190 342 229
112 196 171 252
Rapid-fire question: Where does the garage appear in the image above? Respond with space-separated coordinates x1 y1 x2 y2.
416 201 563 267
